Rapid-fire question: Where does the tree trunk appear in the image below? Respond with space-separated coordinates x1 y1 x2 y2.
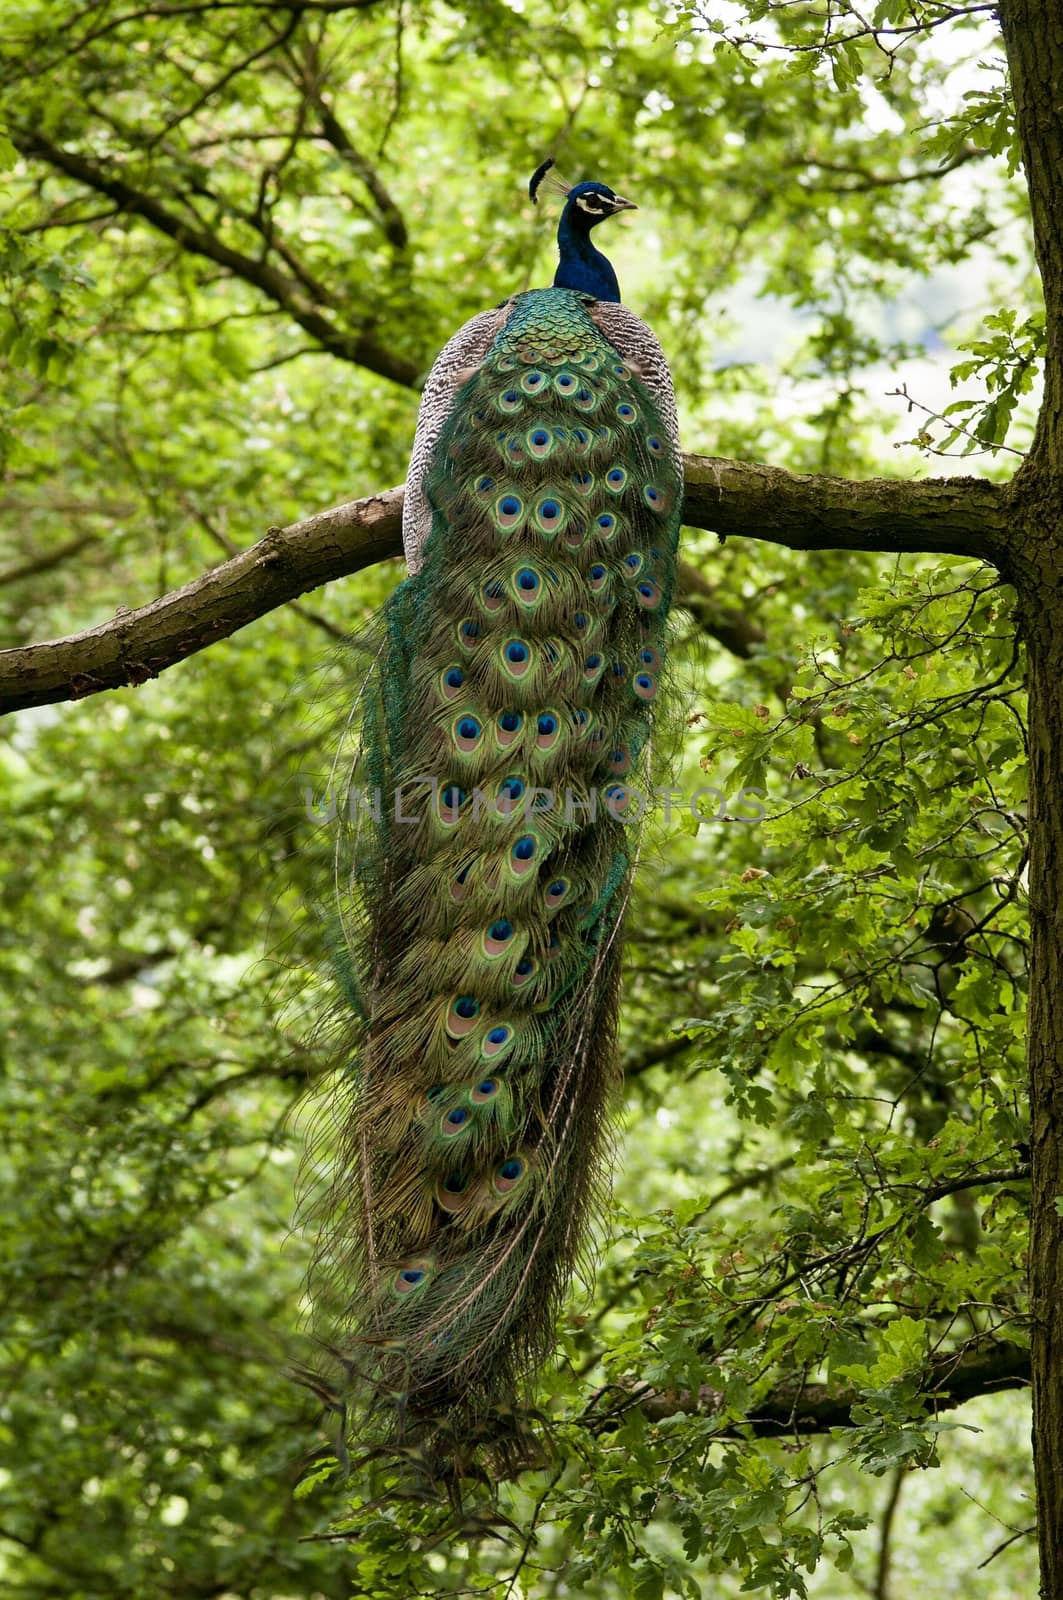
998 3 1063 1591
1024 579 1063 1596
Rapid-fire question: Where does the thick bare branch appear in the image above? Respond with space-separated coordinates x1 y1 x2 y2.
684 455 1009 564
0 458 1010 715
0 490 402 714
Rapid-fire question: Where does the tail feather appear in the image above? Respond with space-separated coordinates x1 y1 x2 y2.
304 286 681 1484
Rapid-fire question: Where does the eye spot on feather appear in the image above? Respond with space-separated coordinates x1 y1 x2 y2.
635 672 657 701
496 775 526 815
588 564 608 593
481 579 506 612
605 466 628 494
393 1262 432 1295
636 579 662 610
644 484 666 512
572 469 594 495
440 666 465 702
493 1157 526 1193
497 388 523 415
535 498 562 532
607 746 631 775
616 403 637 424
501 639 532 679
624 551 645 577
496 709 523 746
443 1105 471 1135
545 929 561 960
571 426 591 453
605 783 635 817
512 955 537 987
457 620 480 657
555 372 576 393
447 995 480 1037
515 567 540 595
482 1025 513 1059
495 494 524 533
437 1172 469 1212
646 434 663 456
520 370 545 395
454 715 482 752
639 646 660 668
527 427 553 458
471 1078 501 1103
595 513 617 541
545 878 571 911
475 474 495 493
611 362 631 378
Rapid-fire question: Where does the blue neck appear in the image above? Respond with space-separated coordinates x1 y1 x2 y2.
553 212 621 303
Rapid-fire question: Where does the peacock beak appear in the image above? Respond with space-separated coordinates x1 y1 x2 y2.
609 195 638 212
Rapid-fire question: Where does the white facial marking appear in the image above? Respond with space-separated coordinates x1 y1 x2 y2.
575 195 609 215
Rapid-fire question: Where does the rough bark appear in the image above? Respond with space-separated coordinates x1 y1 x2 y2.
999 4 1063 1593
0 490 403 714
0 459 1005 716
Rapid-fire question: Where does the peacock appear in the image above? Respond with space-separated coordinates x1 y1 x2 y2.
304 160 683 1493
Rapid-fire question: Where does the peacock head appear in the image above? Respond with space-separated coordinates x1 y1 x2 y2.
529 159 637 302
529 159 637 233
560 180 638 232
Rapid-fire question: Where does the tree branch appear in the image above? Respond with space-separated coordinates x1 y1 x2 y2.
10 130 421 389
0 490 402 714
0 457 1010 715
605 1341 1029 1438
683 456 1009 564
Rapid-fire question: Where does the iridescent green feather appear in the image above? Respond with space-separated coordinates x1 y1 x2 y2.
308 287 681 1485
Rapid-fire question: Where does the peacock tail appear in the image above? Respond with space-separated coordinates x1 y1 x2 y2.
303 177 682 1489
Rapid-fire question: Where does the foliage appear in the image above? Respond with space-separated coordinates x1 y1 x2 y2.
0 2 1037 1597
